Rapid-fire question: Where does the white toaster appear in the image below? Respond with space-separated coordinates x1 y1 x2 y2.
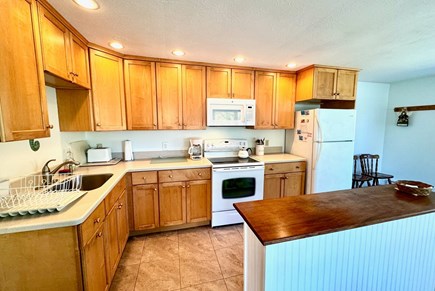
87 148 112 163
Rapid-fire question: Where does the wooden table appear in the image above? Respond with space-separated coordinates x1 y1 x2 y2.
234 185 435 291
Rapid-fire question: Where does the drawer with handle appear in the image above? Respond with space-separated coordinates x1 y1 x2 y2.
79 201 105 245
158 168 211 183
265 162 306 175
131 171 158 185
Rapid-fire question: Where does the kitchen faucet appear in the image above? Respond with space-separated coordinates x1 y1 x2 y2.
41 159 80 185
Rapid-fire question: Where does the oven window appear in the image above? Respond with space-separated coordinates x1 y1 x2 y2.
222 178 255 199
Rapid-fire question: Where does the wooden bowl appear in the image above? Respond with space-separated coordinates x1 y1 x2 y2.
396 180 433 196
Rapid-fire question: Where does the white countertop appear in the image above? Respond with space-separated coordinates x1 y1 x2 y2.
0 154 304 235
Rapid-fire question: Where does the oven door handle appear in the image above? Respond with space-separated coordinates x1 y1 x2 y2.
213 166 264 172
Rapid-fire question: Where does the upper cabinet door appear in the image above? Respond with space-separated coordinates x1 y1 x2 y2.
182 65 206 130
275 73 296 129
207 67 231 98
232 69 254 99
156 63 183 129
336 70 358 100
124 60 157 130
38 3 90 89
254 71 276 129
38 5 70 81
0 0 50 141
70 35 90 88
313 68 337 99
90 49 126 131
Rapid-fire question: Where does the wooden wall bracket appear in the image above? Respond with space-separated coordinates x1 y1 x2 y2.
394 105 435 112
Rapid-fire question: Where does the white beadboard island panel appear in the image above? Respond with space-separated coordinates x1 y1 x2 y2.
244 212 435 291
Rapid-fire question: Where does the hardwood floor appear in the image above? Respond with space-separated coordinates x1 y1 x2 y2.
110 224 244 291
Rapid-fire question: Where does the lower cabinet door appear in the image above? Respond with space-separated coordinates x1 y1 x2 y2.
282 172 306 197
159 182 186 227
117 190 129 251
132 184 159 230
186 179 211 223
104 206 119 282
264 174 283 200
82 226 108 291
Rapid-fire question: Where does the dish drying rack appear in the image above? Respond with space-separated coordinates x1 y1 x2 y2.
0 174 86 218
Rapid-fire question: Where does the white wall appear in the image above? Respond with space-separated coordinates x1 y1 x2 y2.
382 75 435 185
82 128 285 153
354 82 390 161
0 87 72 179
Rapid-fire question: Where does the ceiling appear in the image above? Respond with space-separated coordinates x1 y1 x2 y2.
47 0 435 83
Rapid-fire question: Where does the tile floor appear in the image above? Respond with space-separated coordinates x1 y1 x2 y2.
110 224 244 291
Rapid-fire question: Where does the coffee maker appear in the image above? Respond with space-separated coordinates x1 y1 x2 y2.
188 139 203 160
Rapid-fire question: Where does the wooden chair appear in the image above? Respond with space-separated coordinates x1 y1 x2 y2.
352 155 372 188
359 154 393 185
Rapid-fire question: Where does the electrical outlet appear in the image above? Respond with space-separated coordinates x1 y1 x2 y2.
265 139 270 146
162 142 168 150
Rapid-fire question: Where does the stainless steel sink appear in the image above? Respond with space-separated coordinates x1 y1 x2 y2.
150 157 187 164
51 173 113 191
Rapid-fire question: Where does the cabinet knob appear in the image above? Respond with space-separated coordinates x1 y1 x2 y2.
74 73 79 77
154 188 157 191
118 203 123 209
182 185 186 188
96 123 101 127
94 217 101 224
142 177 147 181
169 175 173 178
46 124 54 129
284 176 288 179
296 166 300 169
96 231 103 238
69 71 74 76
336 92 340 96
198 172 202 176
153 123 157 127
187 184 190 188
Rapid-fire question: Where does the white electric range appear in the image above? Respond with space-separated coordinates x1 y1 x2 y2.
204 139 264 227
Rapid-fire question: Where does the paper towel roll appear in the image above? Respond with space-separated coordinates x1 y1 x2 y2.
123 140 134 161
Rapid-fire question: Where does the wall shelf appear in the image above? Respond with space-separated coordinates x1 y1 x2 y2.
394 104 435 112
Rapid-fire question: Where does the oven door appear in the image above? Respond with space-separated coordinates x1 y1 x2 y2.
212 166 264 212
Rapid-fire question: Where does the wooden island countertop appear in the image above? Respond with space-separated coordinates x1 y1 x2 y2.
234 184 435 246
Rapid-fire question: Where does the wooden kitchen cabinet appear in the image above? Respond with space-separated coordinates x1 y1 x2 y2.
159 181 187 227
255 71 296 129
187 179 211 223
207 67 254 99
264 162 306 199
103 176 128 282
156 63 183 129
38 4 90 88
90 49 127 130
156 63 206 129
82 225 109 291
124 60 158 130
296 65 359 107
182 65 206 129
131 171 159 230
0 0 51 142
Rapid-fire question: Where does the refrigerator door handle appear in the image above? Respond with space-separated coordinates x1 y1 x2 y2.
316 117 323 143
313 142 322 170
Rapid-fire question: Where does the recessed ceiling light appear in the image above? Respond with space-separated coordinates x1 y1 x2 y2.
172 50 185 56
286 63 297 69
73 0 99 10
234 56 245 63
109 41 124 49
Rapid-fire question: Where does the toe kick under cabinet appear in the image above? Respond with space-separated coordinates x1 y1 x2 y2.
129 168 211 234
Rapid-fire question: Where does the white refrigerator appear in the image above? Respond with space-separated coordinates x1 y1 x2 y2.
291 109 356 194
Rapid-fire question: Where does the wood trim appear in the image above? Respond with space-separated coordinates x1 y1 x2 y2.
129 220 210 236
297 64 360 73
393 105 435 112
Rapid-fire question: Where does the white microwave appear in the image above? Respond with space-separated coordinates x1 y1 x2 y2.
207 98 256 126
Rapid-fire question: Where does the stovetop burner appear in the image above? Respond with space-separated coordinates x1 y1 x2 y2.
208 157 259 165
208 156 264 168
